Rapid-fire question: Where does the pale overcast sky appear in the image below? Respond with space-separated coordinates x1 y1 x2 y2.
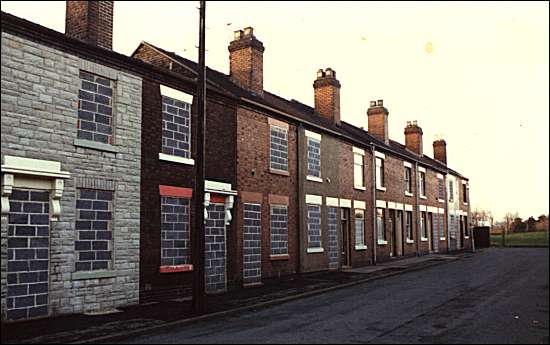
2 1 549 220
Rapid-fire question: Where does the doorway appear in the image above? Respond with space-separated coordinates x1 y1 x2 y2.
340 208 351 268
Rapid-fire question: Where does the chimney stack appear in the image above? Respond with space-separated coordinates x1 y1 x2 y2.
433 139 447 165
404 120 423 155
228 27 265 96
367 99 389 144
65 1 114 50
313 68 341 125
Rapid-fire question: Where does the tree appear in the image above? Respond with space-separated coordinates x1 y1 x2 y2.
536 215 549 232
471 208 494 227
526 217 537 232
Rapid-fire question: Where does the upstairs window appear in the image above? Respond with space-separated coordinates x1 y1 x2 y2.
419 171 426 197
449 180 454 202
162 95 191 159
462 183 468 203
354 151 365 189
270 126 288 172
438 177 445 201
77 71 114 144
404 167 412 193
376 157 385 189
307 136 321 179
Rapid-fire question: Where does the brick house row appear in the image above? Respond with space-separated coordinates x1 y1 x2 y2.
0 1 471 322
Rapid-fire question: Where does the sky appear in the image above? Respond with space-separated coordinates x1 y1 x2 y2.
1 1 548 221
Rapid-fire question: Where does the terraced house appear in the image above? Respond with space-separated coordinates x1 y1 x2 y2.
1 1 471 322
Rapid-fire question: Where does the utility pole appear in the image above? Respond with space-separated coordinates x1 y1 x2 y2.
192 0 206 314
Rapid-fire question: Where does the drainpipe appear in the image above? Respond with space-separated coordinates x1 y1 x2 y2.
370 143 377 265
415 162 420 257
445 176 450 253
297 124 303 273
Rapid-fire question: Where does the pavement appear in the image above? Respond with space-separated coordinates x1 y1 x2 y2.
1 252 461 344
117 247 549 344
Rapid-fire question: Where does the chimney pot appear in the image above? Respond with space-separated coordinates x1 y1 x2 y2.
313 67 341 126
404 121 423 155
377 99 383 106
367 100 390 143
325 68 335 77
228 26 264 95
433 139 447 165
243 27 254 36
317 69 325 78
234 30 243 40
370 101 377 107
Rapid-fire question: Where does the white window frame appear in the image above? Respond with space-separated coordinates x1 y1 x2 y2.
375 156 386 192
376 207 387 245
353 148 365 190
355 209 367 250
269 124 289 173
306 131 322 182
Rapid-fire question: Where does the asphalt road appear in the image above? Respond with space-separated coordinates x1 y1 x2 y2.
120 248 549 344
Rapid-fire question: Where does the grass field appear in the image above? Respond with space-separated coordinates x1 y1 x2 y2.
491 231 549 247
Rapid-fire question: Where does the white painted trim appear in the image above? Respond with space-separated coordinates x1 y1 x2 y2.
305 130 322 140
306 175 323 183
405 191 414 197
438 208 445 214
427 206 438 213
353 147 365 155
405 204 413 211
268 117 289 130
403 161 412 168
375 151 386 159
406 239 415 244
205 180 237 195
463 202 468 206
354 185 366 191
353 200 366 210
326 197 339 207
377 239 388 245
437 173 444 179
159 153 195 166
387 202 396 209
419 195 427 200
355 245 368 251
438 198 445 203
339 198 352 208
421 237 429 242
418 166 426 173
307 247 324 254
395 203 404 210
462 180 467 185
1 155 70 179
376 186 387 192
305 194 323 205
376 200 387 208
160 85 193 103
419 205 427 212
440 237 446 241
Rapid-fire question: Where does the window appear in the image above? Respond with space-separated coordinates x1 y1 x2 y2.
462 183 468 203
270 126 288 172
354 152 365 189
307 137 321 179
161 196 190 266
405 167 412 193
449 180 454 202
77 71 114 144
307 204 322 249
270 205 288 255
75 189 113 271
419 171 426 198
376 157 385 189
406 211 414 241
439 213 445 239
355 210 365 247
464 216 470 237
376 208 386 242
438 177 445 201
420 211 427 239
162 95 191 159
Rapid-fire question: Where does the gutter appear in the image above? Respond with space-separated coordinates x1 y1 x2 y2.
415 161 420 256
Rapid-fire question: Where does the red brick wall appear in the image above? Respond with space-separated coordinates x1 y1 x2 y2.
229 44 263 95
235 108 299 282
65 1 113 50
313 79 341 125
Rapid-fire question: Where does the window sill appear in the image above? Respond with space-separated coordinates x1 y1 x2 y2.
306 175 323 183
421 237 429 242
464 236 470 239
270 254 289 261
438 199 445 203
269 168 290 176
440 237 446 241
354 186 366 191
307 247 324 254
419 195 427 200
376 186 386 192
72 270 116 280
463 202 468 206
160 265 193 273
355 245 368 251
405 192 414 197
377 240 388 245
406 239 415 244
74 139 119 153
159 153 195 166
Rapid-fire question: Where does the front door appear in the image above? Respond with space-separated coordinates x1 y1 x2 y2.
6 189 50 320
327 207 340 270
396 210 404 256
431 212 439 253
389 209 396 257
340 208 351 267
205 202 227 293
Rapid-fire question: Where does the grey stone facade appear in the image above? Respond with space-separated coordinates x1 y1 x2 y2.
1 32 142 320
243 203 261 285
205 203 226 293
